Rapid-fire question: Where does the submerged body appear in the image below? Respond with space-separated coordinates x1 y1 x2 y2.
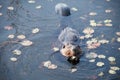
55 3 82 65
58 27 82 65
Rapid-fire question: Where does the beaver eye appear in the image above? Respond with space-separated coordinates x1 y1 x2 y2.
63 45 65 48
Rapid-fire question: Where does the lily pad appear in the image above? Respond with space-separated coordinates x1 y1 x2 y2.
117 37 120 42
8 34 15 39
108 57 116 62
70 68 77 73
98 72 104 76
53 47 59 52
83 27 94 34
7 6 14 10
96 62 104 67
110 66 120 71
98 54 106 59
42 61 57 70
10 57 17 62
108 69 116 74
32 28 40 34
20 40 33 46
12 49 22 55
17 35 26 39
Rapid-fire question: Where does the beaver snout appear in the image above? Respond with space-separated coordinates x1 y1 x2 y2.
60 44 82 65
67 46 82 65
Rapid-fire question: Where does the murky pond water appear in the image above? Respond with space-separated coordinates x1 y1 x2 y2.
0 0 120 80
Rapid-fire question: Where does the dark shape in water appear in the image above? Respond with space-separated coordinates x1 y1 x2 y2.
55 3 82 65
67 46 82 65
55 3 71 16
67 56 80 65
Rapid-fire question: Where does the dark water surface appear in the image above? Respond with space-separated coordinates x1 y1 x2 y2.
0 0 120 80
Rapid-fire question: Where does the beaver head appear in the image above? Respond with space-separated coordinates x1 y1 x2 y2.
60 44 82 65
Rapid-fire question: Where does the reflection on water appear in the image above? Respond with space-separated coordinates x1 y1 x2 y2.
0 0 120 80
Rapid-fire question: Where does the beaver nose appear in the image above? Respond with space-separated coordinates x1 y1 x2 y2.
67 56 80 65
55 3 71 16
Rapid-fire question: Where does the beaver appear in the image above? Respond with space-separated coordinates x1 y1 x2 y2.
58 27 82 65
55 3 82 65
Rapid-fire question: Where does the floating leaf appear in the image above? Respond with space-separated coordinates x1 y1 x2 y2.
117 37 120 42
79 16 86 20
8 34 15 39
105 23 112 27
53 47 59 52
89 59 95 62
98 54 106 59
7 6 14 10
87 42 101 49
89 12 97 16
0 13 2 16
91 38 98 43
106 0 111 2
118 48 120 50
84 34 93 38
104 19 112 23
90 22 97 27
105 9 112 13
108 69 116 74
90 20 97 27
28 0 36 3
42 61 57 69
20 40 33 46
12 49 21 55
116 32 120 36
0 5 2 8
17 35 26 39
98 72 104 76
99 39 109 44
71 7 78 12
86 40 93 45
96 62 104 67
86 52 98 59
32 28 40 34
48 64 57 69
4 26 13 30
104 19 112 26
87 38 98 44
79 36 85 40
36 5 42 9
83 27 94 34
87 38 100 49
108 57 116 62
10 57 17 62
110 66 120 71
43 61 51 67
70 68 77 73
